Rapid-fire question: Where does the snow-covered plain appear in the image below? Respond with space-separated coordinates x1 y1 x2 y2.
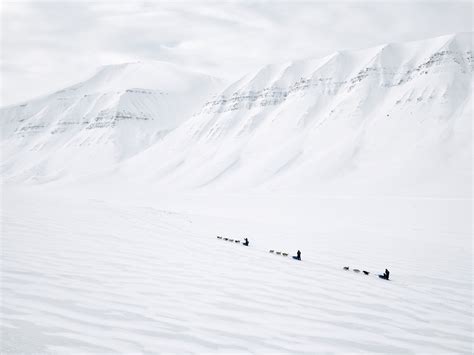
1 33 473 353
2 185 472 353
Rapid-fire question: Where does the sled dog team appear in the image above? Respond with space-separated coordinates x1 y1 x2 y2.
217 236 390 280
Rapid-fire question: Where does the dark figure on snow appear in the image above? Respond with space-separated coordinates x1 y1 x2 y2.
379 268 390 280
243 238 249 246
293 250 301 260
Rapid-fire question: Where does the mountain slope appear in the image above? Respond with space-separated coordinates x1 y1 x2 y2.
1 34 472 196
120 33 472 197
0 61 224 183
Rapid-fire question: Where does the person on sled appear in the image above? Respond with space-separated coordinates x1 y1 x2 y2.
293 250 301 260
379 269 390 280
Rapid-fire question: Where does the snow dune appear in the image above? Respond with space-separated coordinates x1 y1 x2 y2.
1 187 472 353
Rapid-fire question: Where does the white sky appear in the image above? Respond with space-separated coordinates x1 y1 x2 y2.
1 0 472 106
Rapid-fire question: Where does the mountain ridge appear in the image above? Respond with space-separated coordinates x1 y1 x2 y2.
1 33 472 195
116 32 472 196
0 61 225 182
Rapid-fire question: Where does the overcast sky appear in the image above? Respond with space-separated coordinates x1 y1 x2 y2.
1 0 472 106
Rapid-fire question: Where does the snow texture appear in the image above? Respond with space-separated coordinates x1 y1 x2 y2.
2 187 472 353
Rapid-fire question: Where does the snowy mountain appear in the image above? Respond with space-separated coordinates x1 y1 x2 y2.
0 61 224 183
1 33 472 196
119 33 472 197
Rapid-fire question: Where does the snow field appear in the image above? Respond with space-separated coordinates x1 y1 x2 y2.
1 187 472 353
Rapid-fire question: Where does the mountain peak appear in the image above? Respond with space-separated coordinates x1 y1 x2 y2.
1 33 472 192
67 60 223 96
